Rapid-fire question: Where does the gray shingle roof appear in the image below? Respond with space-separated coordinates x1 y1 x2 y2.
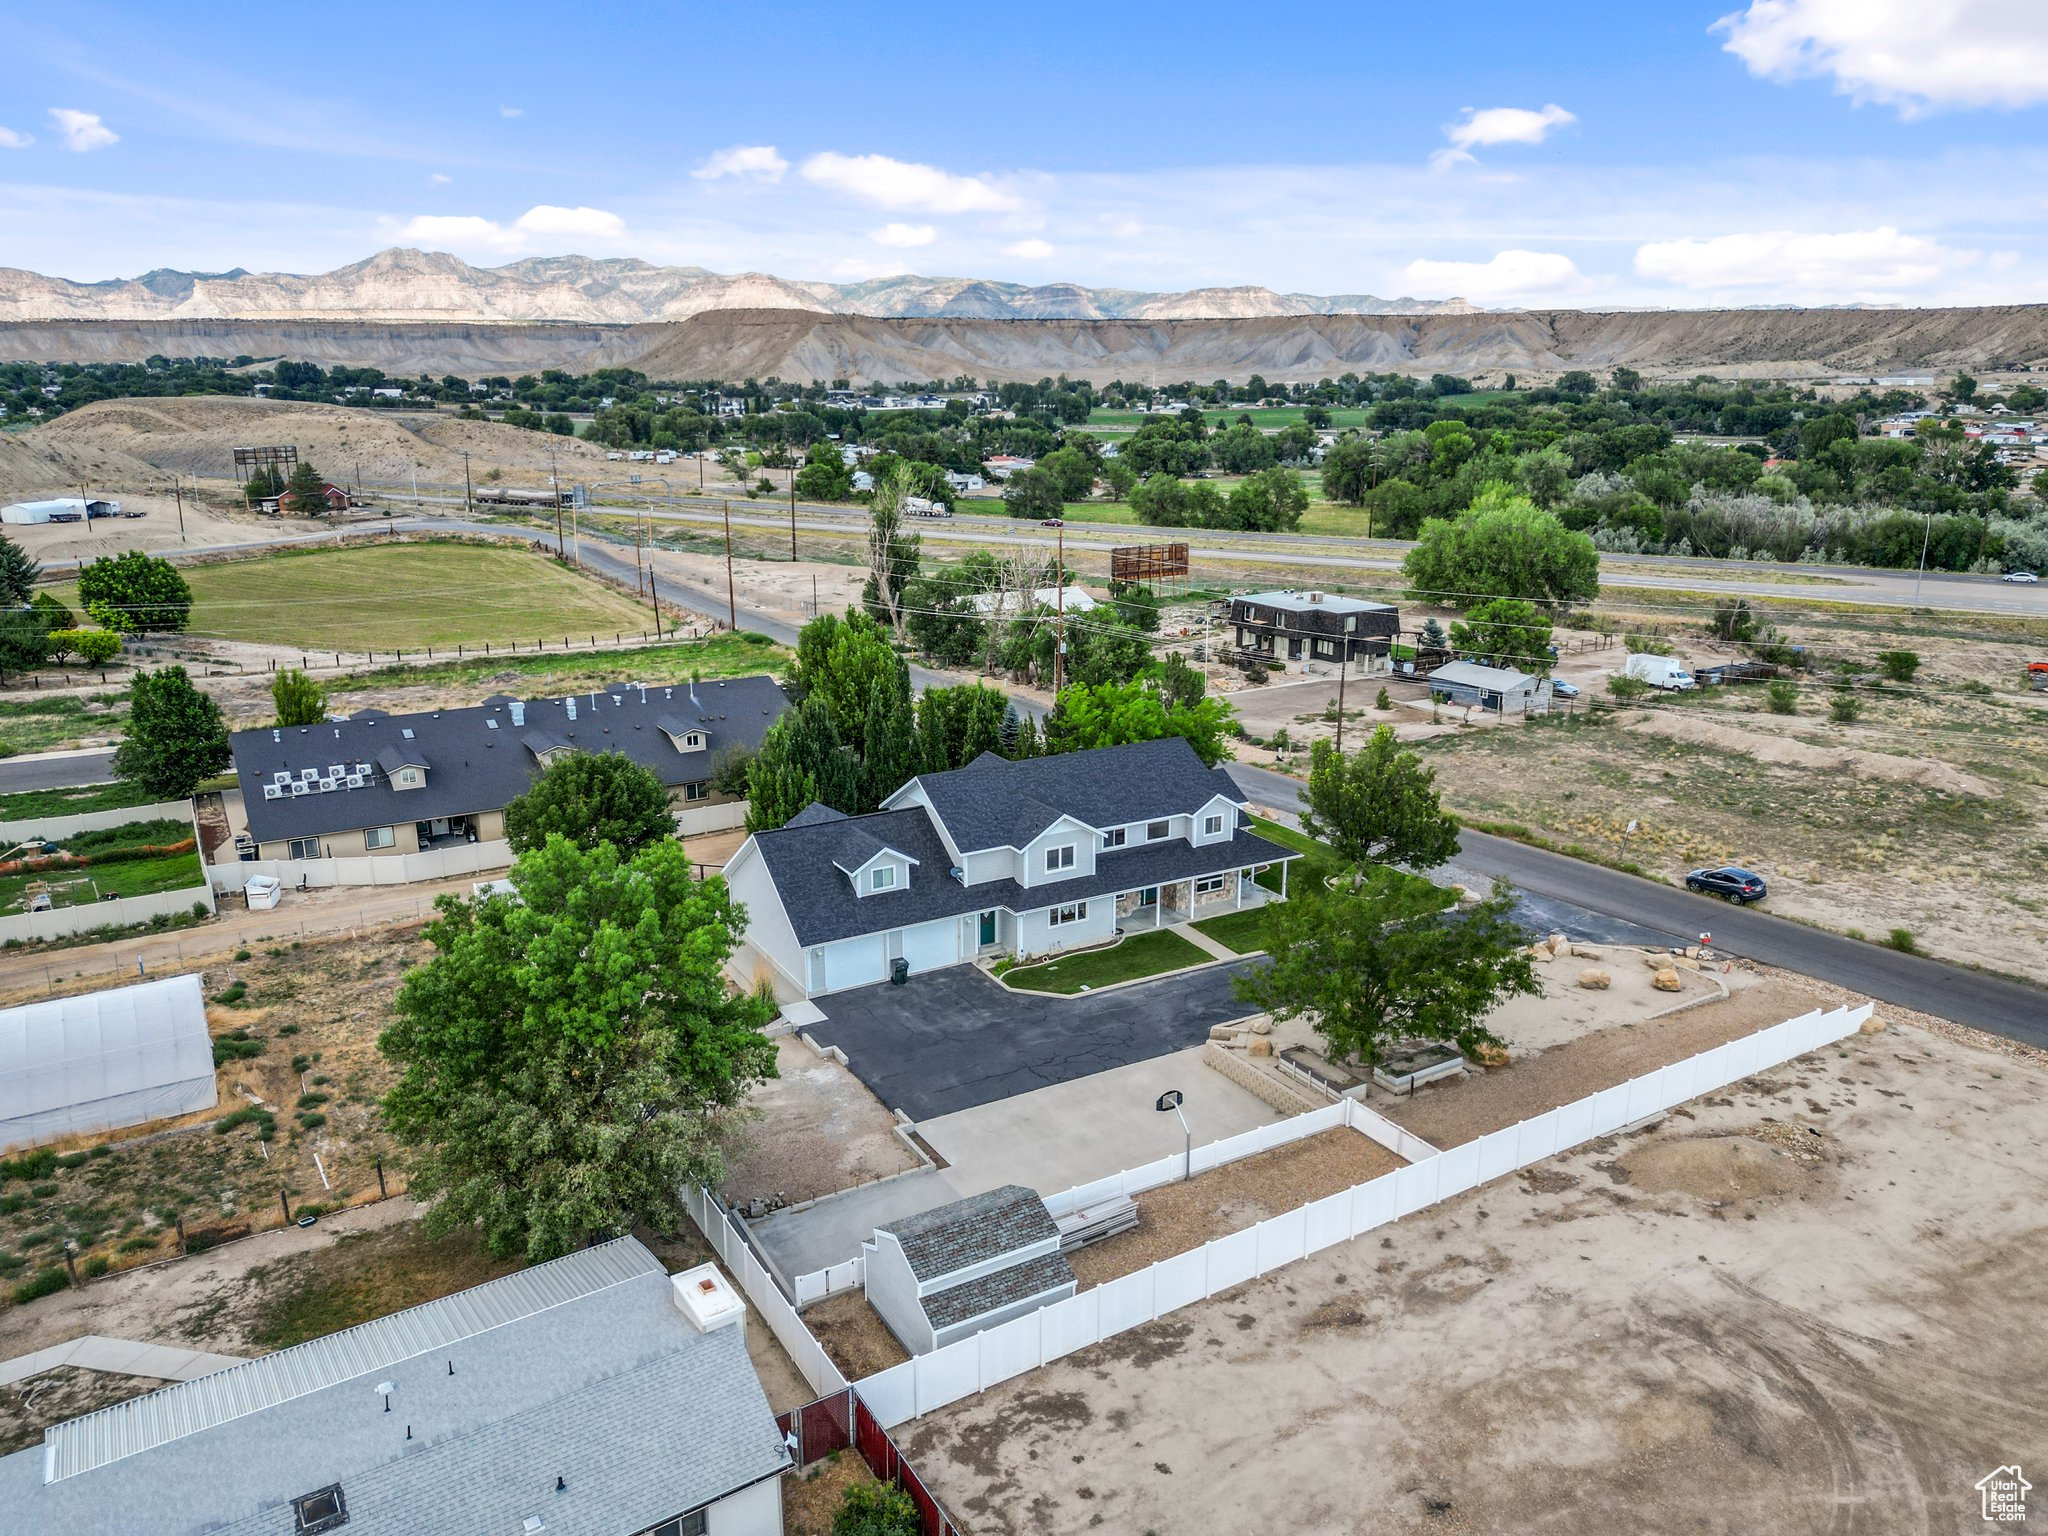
754 812 1296 948
881 1185 1057 1282
0 1237 789 1536
923 1250 1075 1333
900 738 1246 851
231 675 788 846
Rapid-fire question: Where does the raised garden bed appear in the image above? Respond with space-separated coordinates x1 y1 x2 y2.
1372 1042 1467 1095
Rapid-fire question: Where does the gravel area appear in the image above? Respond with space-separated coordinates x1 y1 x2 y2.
721 1037 922 1209
1066 1128 1403 1288
1376 975 1827 1149
803 1289 911 1381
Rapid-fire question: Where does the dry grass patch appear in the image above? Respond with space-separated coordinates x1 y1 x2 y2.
803 1289 911 1380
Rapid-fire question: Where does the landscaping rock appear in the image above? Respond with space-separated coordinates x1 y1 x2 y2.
1249 1018 1274 1036
1578 968 1612 990
1473 1042 1510 1069
1209 1024 1239 1042
1652 967 1682 993
1859 1013 1888 1035
1247 1037 1275 1057
1673 955 1701 971
1547 932 1567 953
1570 944 1602 959
1644 952 1670 970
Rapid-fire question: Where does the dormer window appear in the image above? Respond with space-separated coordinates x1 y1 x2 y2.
1146 820 1169 841
1203 813 1225 836
871 865 897 892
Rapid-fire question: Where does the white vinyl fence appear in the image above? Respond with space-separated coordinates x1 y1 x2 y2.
794 1256 867 1307
682 1184 848 1399
207 839 513 893
674 800 749 837
850 1004 1871 1429
0 800 192 847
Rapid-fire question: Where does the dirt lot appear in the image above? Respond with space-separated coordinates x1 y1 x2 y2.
721 1036 923 1210
805 1288 912 1380
904 1001 2048 1535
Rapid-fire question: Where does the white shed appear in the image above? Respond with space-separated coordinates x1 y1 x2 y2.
0 973 217 1150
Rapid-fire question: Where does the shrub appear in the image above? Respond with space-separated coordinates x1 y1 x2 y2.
1606 674 1650 701
0 1195 26 1216
1765 680 1798 715
55 1151 89 1170
1623 634 1674 656
290 1054 312 1074
1376 687 1392 710
82 1255 109 1279
213 1106 276 1138
1828 690 1862 724
0 1148 58 1184
295 1092 329 1110
87 1144 110 1159
296 1112 327 1130
28 1182 58 1199
833 1481 922 1536
1881 928 1919 954
1874 649 1920 683
276 1023 300 1036
213 981 248 1007
212 1029 263 1066
233 948 251 962
11 1266 69 1304
117 1234 157 1254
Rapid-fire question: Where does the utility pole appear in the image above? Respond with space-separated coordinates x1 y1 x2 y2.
1913 509 1934 601
1335 652 1348 752
461 451 473 518
722 499 737 630
553 501 566 560
635 503 648 595
1053 520 1067 699
789 474 799 561
647 566 664 639
171 477 186 542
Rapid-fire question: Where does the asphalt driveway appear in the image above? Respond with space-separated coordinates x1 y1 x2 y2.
805 960 1260 1121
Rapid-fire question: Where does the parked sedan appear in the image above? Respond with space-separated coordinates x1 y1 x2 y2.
1550 679 1582 698
1685 866 1768 903
2003 571 2040 584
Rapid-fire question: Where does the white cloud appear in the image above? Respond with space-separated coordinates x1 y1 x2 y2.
1716 0 2048 115
0 127 32 149
870 222 936 248
1634 225 1969 291
392 214 525 252
693 144 788 184
49 109 117 153
1005 238 1055 260
498 105 523 119
1432 104 1575 168
428 172 452 185
1401 249 1589 302
800 151 1020 213
512 204 626 240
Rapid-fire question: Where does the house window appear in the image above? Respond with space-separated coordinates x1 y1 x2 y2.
1103 828 1127 849
287 838 321 861
1203 813 1225 836
292 1484 348 1534
871 865 897 892
1146 820 1170 840
1049 901 1088 927
643 1512 708 1536
683 781 710 802
1044 844 1075 872
1344 616 1357 633
1196 875 1228 895
363 826 395 850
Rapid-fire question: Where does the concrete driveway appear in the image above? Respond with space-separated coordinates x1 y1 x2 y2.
805 960 1261 1122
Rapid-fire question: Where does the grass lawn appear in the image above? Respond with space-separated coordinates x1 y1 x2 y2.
1191 905 1277 955
248 1223 521 1350
0 779 156 823
0 816 204 913
1001 928 1211 993
340 630 789 694
0 694 129 758
54 540 656 653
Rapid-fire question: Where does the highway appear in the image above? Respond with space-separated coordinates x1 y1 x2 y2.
1226 761 2048 1049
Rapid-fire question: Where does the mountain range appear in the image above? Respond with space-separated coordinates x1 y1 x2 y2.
0 248 1480 325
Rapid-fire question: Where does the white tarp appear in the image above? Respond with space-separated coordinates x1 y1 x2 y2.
0 973 216 1150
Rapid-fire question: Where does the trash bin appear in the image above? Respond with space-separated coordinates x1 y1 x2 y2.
890 958 910 986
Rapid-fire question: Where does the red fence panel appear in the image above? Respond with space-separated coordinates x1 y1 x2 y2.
787 1389 957 1535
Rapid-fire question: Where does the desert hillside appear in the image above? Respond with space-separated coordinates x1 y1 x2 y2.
6 302 2047 383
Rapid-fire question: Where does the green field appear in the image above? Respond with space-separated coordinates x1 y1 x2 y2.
0 780 158 823
0 694 129 759
0 817 203 914
55 541 657 653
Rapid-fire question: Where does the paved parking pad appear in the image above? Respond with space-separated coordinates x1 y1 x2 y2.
805 961 1259 1122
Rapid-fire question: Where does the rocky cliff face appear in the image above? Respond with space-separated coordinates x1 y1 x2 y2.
0 248 1476 324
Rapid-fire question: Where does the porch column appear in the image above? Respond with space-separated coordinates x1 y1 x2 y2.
1234 871 1244 910
1280 859 1289 900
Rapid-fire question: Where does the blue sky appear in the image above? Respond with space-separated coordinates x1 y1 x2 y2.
3 0 2047 306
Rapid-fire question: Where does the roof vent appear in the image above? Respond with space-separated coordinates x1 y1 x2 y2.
509 700 525 726
670 1264 745 1333
271 729 280 743
565 698 578 721
950 867 965 884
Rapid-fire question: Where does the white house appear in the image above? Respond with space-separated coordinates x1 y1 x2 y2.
863 1186 1076 1355
1428 660 1551 715
966 584 1097 618
723 738 1298 998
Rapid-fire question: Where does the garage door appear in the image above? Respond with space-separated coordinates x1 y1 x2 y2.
899 918 961 976
817 935 887 993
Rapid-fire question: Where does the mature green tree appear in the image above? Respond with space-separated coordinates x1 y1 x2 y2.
1100 458 1137 501
1217 466 1309 531
242 464 285 507
1300 727 1460 872
1154 650 1206 709
1210 421 1278 475
857 683 918 811
1319 436 1377 506
1402 485 1599 608
112 666 229 797
1516 445 1573 508
790 610 909 741
793 441 854 501
0 534 39 604
77 549 193 633
380 837 776 1262
745 694 860 830
1129 474 1225 528
504 751 675 856
271 667 327 727
0 607 49 673
284 459 331 511
1036 445 1099 502
863 463 921 641
914 683 1007 772
30 591 72 631
1044 677 1236 766
1447 598 1552 670
1235 872 1537 1066
1002 466 1066 521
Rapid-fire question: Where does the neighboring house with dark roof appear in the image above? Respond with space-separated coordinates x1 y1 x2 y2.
0 1236 790 1536
863 1186 1075 1355
222 675 789 867
723 737 1299 998
1228 589 1399 673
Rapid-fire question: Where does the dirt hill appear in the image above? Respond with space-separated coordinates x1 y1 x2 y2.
5 303 2048 383
0 427 164 503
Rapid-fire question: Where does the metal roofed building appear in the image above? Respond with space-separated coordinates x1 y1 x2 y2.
862 1185 1075 1355
723 737 1300 998
222 675 790 864
0 973 215 1152
1426 660 1550 716
0 1236 791 1536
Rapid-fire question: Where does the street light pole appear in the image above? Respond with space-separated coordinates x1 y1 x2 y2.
722 499 737 631
1156 1090 1191 1182
1913 509 1934 601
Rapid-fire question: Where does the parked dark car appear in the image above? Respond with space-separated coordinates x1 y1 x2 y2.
1686 866 1767 903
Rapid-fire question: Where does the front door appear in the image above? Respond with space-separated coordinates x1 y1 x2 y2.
978 911 997 946
1140 887 1158 907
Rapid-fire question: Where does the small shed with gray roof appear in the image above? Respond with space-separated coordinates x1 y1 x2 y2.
862 1185 1076 1355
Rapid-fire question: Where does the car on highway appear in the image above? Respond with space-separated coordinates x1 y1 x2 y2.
1042 517 1065 528
1550 679 1582 698
1686 866 1768 903
2002 571 2040 584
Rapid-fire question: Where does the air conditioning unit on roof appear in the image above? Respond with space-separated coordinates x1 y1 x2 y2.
262 784 283 800
290 781 309 796
345 773 365 788
272 771 290 785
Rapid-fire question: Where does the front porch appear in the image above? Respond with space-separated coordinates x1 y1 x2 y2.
1115 865 1284 934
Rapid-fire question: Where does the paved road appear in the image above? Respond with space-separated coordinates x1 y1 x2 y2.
1227 762 2048 1048
0 749 118 794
